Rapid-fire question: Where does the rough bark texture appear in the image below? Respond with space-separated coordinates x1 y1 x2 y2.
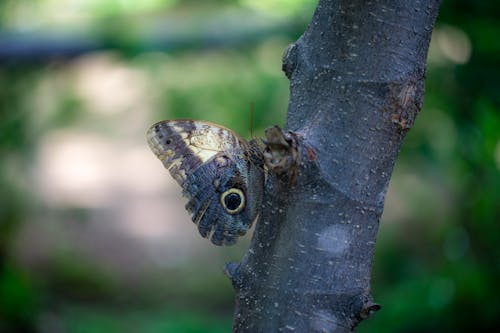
228 0 441 332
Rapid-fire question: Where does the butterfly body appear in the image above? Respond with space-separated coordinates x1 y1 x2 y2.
147 120 264 246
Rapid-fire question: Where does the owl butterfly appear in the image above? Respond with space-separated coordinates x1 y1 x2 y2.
147 120 264 246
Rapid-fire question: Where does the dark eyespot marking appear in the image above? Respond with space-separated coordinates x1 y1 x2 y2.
225 192 241 210
220 188 245 214
165 139 172 145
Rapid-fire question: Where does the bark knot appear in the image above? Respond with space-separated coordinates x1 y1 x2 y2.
386 74 424 131
282 42 299 79
263 125 300 184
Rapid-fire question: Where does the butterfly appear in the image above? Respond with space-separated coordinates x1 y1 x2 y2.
146 120 264 246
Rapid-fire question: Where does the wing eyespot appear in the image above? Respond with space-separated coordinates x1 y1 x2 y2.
220 188 245 214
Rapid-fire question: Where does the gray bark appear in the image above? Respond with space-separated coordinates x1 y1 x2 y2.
228 0 441 332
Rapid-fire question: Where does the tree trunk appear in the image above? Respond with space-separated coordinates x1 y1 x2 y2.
227 0 441 332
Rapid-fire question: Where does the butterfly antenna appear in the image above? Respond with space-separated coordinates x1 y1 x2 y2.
249 101 255 138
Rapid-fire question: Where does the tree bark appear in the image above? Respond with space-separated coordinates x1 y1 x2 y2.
228 0 441 332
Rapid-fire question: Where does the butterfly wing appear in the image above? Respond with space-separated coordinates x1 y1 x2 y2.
147 120 264 245
147 120 244 185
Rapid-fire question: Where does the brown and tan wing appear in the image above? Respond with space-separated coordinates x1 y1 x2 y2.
146 120 245 185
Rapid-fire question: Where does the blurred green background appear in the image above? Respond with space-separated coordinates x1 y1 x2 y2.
0 0 498 332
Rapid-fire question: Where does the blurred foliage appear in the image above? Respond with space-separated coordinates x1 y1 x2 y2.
0 263 38 332
58 306 231 333
0 0 499 332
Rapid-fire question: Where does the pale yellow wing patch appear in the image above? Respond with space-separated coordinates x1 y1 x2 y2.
147 120 246 184
185 121 244 161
